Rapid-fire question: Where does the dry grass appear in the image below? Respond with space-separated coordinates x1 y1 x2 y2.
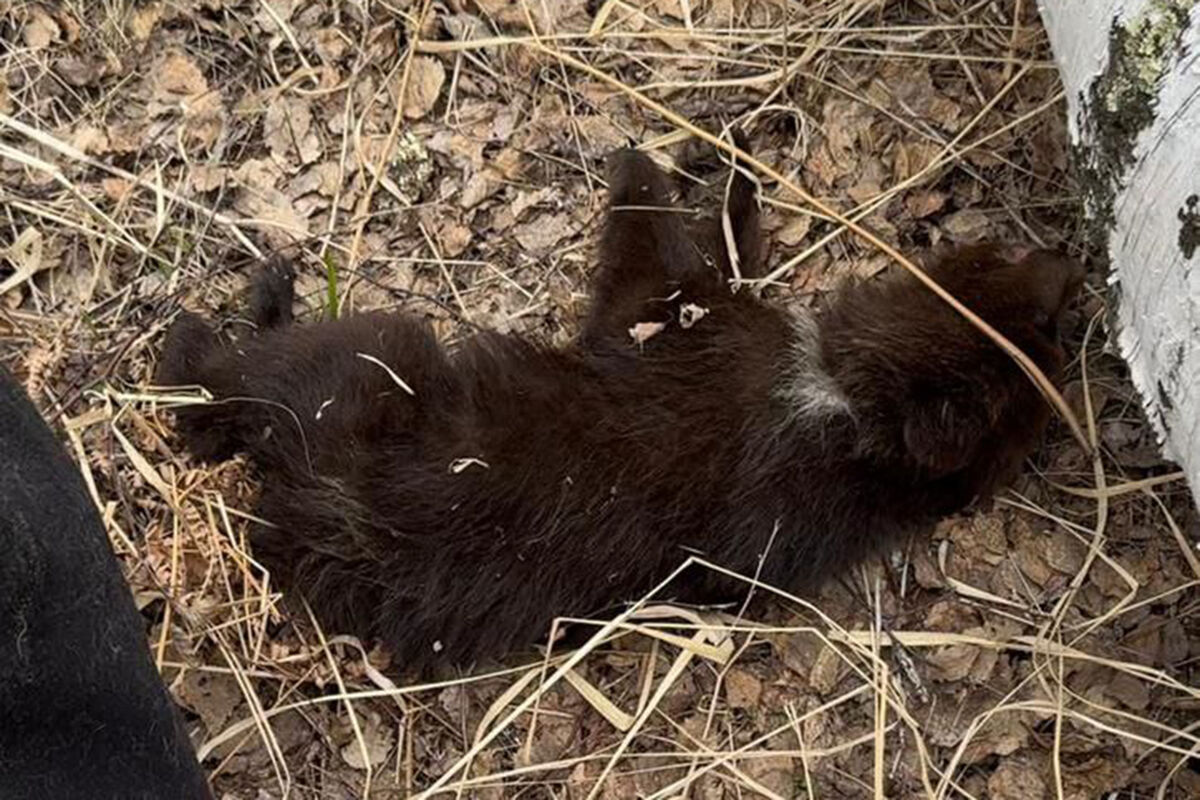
2 0 1199 798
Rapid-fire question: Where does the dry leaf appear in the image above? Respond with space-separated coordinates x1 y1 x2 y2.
781 631 846 694
804 144 842 188
927 643 980 682
176 671 243 734
941 208 991 243
1005 515 1057 587
510 187 553 222
962 712 1029 762
1105 672 1151 710
653 0 689 19
340 711 394 770
151 52 224 150
776 215 812 246
24 7 61 50
264 97 321 166
55 55 108 88
790 251 841 295
724 668 762 709
873 62 962 132
426 125 489 169
233 159 309 249
439 221 472 257
707 0 748 22
514 212 572 253
819 97 872 174
69 125 109 155
852 252 891 281
893 140 942 182
905 190 946 219
459 171 501 210
289 162 341 199
403 57 446 119
100 177 134 203
492 148 524 181
102 123 142 154
1162 618 1188 663
847 157 887 205
520 712 576 766
740 754 794 798
311 27 348 62
988 757 1047 800
190 164 228 193
1044 529 1085 575
474 0 589 32
1062 755 1134 800
253 0 298 29
129 3 163 40
154 52 207 102
574 115 628 158
56 9 81 43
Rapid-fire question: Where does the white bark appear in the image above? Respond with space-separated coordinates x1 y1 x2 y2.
1039 1 1200 497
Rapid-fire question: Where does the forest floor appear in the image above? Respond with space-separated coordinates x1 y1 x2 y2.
2 0 1199 798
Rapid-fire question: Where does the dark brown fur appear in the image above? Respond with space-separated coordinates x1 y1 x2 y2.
158 138 1083 673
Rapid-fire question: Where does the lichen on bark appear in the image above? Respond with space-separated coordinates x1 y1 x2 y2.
1179 194 1200 259
1074 0 1196 251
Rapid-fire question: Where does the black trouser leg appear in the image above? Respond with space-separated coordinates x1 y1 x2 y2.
0 368 211 800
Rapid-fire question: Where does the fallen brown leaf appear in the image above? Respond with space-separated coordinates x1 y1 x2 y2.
264 97 322 166
340 710 394 770
988 756 1047 800
941 207 991 243
23 7 61 50
776 215 812 247
724 667 763 708
403 56 446 119
129 3 164 41
905 190 947 219
514 212 573 253
233 159 310 249
151 52 224 150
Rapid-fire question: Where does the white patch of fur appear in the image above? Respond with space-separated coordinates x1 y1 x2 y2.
775 309 852 423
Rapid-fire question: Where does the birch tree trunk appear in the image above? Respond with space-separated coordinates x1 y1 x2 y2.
1038 1 1200 496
